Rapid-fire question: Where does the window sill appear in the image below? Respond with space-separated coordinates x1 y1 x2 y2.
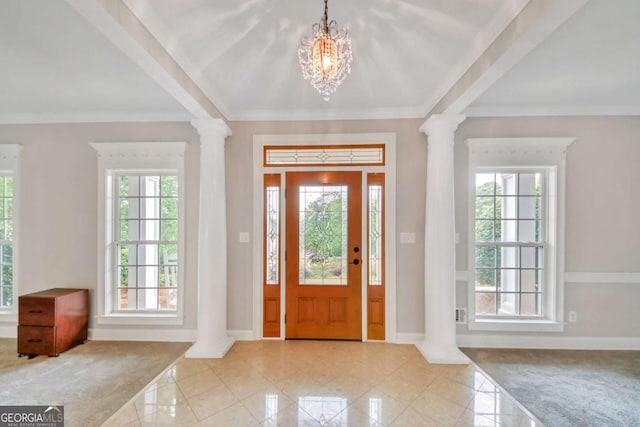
97 313 183 326
468 318 564 332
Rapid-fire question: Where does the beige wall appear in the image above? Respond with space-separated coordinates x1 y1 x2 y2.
0 122 201 332
455 116 640 337
226 119 428 333
1 115 637 341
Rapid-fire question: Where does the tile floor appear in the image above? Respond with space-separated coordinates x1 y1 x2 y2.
102 341 540 426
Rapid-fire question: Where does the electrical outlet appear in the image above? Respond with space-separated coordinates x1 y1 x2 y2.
569 311 578 322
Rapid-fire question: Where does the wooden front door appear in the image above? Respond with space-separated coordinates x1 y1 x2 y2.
285 171 362 340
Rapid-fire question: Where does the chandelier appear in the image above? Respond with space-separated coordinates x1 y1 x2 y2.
298 0 353 101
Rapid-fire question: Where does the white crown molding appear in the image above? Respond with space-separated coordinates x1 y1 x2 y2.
0 112 192 125
464 105 640 117
122 0 530 122
419 0 530 117
457 334 640 350
121 0 232 120
226 106 425 122
66 0 224 121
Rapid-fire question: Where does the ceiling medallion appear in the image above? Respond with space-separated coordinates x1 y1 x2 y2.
298 0 353 101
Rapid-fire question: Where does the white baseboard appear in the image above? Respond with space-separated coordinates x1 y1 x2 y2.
457 334 640 350
395 332 424 344
0 325 16 338
87 329 255 342
227 329 255 341
88 328 197 342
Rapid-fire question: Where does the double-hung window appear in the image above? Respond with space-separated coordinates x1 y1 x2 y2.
91 142 186 325
466 138 573 332
115 174 178 311
0 144 20 317
474 170 545 317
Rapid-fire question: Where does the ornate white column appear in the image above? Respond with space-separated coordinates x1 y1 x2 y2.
416 114 469 364
185 119 235 358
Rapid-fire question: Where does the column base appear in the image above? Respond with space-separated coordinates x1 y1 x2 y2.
415 341 469 365
185 335 236 359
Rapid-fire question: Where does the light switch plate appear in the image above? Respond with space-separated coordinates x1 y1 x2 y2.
400 232 416 244
238 232 250 243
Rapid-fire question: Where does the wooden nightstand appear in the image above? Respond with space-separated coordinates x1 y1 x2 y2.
18 288 89 357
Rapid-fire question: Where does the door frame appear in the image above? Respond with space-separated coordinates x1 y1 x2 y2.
252 133 397 342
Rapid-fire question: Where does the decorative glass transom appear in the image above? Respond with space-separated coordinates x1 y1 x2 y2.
264 145 384 167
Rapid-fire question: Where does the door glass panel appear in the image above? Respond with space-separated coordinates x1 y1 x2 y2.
298 185 348 285
368 184 383 286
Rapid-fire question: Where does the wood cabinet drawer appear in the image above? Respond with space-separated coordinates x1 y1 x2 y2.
19 297 55 326
17 326 56 356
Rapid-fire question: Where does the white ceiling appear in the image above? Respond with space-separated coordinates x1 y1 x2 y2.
465 0 640 117
123 0 528 120
0 0 191 124
1 0 638 124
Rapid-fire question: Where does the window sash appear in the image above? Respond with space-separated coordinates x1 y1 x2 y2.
112 173 179 313
473 169 547 319
0 174 14 309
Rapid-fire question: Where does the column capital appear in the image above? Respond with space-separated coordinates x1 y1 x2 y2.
419 114 466 137
191 118 232 141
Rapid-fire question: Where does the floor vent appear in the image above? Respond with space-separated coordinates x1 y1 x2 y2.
455 308 467 324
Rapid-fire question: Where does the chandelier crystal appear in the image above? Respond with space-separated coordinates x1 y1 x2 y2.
298 0 352 101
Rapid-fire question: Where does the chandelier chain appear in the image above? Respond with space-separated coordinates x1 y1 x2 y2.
323 0 329 33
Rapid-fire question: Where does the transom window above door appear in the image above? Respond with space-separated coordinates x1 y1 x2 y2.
264 144 385 167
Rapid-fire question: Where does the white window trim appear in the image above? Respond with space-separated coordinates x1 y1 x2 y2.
0 144 21 321
90 142 187 326
465 137 574 332
252 133 397 343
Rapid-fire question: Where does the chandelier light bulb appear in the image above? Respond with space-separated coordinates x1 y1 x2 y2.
298 0 352 101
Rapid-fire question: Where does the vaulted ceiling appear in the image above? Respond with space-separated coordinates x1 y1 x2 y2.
0 0 637 124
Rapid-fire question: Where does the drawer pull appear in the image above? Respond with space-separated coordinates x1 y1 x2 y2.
28 310 43 314
27 339 42 343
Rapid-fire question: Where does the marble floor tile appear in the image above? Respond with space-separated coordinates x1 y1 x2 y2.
136 402 198 426
101 403 138 427
105 341 537 427
196 402 259 427
240 389 294 422
352 389 409 426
